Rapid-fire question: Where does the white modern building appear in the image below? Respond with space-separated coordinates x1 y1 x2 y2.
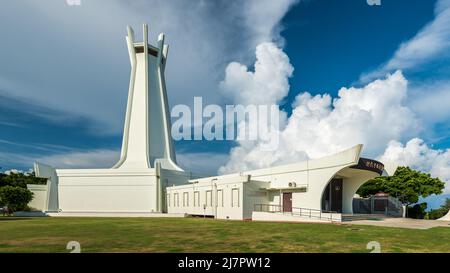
32 24 190 216
29 24 397 222
167 145 397 222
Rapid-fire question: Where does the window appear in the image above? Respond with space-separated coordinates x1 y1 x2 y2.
174 193 179 207
217 189 224 207
194 191 200 207
183 192 189 207
206 190 212 207
232 188 239 207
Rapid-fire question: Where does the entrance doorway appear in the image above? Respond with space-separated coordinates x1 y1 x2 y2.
283 192 292 212
321 178 343 213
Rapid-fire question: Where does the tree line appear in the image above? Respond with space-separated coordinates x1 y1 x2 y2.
0 171 46 215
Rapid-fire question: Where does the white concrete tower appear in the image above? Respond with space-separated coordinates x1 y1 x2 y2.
113 24 182 171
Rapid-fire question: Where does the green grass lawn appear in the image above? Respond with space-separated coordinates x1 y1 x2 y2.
0 217 449 253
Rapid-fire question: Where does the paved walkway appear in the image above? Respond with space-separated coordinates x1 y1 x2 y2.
347 218 450 230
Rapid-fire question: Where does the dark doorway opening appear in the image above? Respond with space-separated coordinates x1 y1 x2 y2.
321 178 343 213
283 192 292 213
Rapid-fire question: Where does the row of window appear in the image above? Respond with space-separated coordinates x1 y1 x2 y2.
168 188 240 208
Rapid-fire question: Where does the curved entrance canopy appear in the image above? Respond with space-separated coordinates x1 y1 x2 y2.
322 164 386 214
350 158 384 175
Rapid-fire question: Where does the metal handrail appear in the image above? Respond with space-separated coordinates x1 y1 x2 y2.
253 204 338 222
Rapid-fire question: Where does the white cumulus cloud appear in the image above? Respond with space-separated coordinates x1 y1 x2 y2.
219 44 422 174
219 40 449 196
220 42 294 106
380 138 450 193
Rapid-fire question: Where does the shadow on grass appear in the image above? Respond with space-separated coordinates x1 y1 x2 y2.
0 217 34 222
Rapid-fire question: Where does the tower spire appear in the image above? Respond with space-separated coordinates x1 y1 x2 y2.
113 24 182 171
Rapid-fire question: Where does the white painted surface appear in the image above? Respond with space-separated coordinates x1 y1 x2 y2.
34 162 58 212
30 24 186 215
252 212 341 223
339 168 379 214
26 184 47 211
168 145 386 222
56 169 157 213
46 212 186 218
114 25 181 171
246 145 363 213
13 211 186 218
167 174 256 220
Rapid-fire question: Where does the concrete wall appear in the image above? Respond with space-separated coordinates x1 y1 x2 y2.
166 145 380 221
114 25 181 171
243 181 270 219
167 175 255 220
339 169 379 214
26 184 48 211
56 169 158 213
34 162 58 212
31 141 383 219
248 145 362 212
167 180 217 216
31 162 189 214
216 182 245 220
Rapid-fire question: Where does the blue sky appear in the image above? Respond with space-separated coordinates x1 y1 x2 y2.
281 0 435 106
0 0 449 207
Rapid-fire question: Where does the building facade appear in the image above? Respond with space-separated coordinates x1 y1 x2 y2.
167 145 397 222
29 24 397 222
31 24 190 215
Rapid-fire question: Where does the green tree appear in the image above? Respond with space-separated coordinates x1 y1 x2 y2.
0 171 43 215
357 166 445 207
428 198 450 220
407 202 427 219
0 172 47 188
0 186 34 213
